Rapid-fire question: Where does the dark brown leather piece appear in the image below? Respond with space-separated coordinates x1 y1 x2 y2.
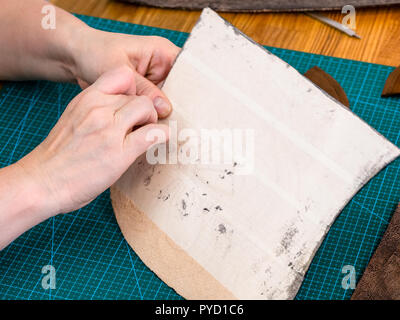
304 66 350 108
382 66 400 97
352 204 400 300
119 0 400 12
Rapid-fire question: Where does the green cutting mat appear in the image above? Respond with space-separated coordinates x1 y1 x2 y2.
0 14 399 300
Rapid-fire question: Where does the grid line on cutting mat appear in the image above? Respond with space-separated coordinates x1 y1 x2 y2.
0 14 398 300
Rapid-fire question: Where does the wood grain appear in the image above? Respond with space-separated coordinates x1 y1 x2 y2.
51 0 400 66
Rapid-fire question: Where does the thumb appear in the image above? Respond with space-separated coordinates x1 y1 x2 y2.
92 66 137 95
124 123 169 162
135 73 172 119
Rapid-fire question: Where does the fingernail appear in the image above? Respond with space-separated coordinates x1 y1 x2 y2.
153 97 171 117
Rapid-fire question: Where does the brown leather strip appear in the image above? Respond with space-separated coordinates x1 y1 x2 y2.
352 203 400 300
304 66 350 108
382 66 400 97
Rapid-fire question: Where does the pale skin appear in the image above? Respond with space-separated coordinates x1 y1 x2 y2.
0 0 180 249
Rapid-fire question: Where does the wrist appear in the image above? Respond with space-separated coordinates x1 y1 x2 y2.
46 14 93 83
12 161 56 218
13 154 61 219
26 4 95 83
0 162 54 249
67 25 104 85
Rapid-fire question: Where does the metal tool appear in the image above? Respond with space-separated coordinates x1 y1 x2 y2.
306 12 361 39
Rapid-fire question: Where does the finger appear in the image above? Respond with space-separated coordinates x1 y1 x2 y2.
135 73 172 119
115 95 158 133
66 90 131 122
157 80 165 89
77 78 90 90
124 123 169 162
92 66 136 95
135 36 180 84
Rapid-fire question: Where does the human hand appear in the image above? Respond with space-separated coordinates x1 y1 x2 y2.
71 28 180 118
0 0 178 120
17 67 169 216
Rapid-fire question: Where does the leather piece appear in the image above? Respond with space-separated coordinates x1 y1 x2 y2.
112 8 400 300
381 66 400 97
352 204 400 300
304 66 350 108
111 186 236 300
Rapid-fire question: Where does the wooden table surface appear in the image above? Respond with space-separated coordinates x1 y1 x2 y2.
52 0 400 67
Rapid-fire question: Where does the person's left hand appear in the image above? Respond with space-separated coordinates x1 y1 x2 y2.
71 28 180 118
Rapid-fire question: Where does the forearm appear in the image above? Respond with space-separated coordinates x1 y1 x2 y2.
0 162 52 250
0 0 89 82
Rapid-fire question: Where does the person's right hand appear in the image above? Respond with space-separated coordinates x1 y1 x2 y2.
17 66 169 217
